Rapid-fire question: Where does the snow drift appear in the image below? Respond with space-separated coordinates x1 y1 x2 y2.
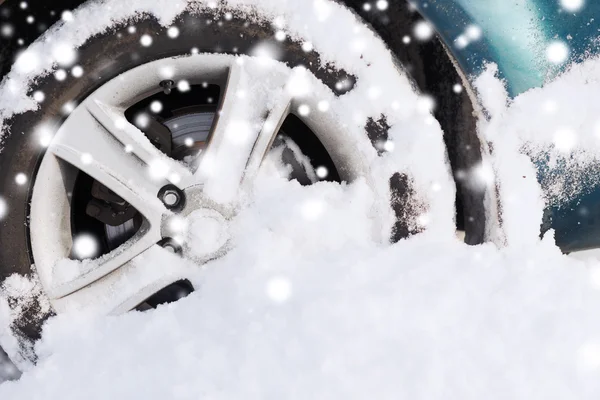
2 0 600 398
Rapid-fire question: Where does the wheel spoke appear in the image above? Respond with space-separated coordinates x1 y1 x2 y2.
49 103 170 227
48 222 162 299
195 60 293 204
86 99 192 186
51 244 195 314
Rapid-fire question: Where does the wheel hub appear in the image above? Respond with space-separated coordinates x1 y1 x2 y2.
183 208 229 261
160 185 230 261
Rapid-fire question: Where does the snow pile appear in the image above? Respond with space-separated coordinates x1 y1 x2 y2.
476 59 600 210
473 64 546 248
2 0 600 397
0 176 600 399
2 173 600 398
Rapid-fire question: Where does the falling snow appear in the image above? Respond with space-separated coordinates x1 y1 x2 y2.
1 24 14 38
375 1 388 11
61 10 74 22
32 91 44 103
301 41 313 52
140 34 152 47
71 66 83 78
413 20 434 41
150 100 163 113
297 104 311 116
167 26 179 38
134 113 150 129
561 0 585 12
547 41 570 64
72 234 99 260
177 80 191 92
1 0 600 398
14 173 27 185
54 69 67 81
316 166 328 179
454 24 483 49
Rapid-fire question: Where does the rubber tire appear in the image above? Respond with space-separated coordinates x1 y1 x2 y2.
0 1 483 365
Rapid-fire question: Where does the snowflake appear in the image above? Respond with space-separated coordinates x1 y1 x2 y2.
316 166 328 179
71 65 83 78
72 234 99 259
547 41 569 64
15 173 27 185
298 104 311 117
414 21 434 41
140 34 153 47
150 100 163 113
167 26 180 39
560 0 585 12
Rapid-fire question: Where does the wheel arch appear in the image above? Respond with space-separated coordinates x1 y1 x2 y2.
341 0 493 244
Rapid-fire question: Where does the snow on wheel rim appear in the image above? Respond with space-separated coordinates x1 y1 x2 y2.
5 1 455 314
30 54 374 313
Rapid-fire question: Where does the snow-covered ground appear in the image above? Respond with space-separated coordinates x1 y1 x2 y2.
3 0 600 398
5 96 600 395
1 173 600 398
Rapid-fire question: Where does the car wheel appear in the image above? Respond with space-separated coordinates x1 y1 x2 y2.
0 0 487 367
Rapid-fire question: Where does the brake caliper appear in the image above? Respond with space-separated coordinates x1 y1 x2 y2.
85 181 137 226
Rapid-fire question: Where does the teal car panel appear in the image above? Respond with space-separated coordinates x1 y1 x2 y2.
419 0 600 96
419 0 600 251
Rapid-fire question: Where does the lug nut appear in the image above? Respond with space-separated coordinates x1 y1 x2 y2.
158 238 182 254
160 79 175 95
162 190 180 207
158 185 185 211
163 243 177 253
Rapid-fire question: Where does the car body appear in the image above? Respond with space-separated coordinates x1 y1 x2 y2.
422 0 597 95
419 0 600 252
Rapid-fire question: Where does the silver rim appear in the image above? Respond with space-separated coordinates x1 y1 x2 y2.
30 53 380 314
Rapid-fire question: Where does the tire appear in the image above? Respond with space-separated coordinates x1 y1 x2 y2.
0 0 485 367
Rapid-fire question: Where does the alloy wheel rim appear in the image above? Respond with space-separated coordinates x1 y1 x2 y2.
29 53 377 315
